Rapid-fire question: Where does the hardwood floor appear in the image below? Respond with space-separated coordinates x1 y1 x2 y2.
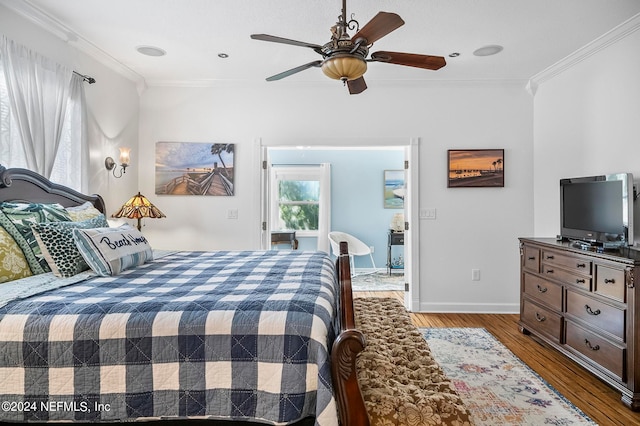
354 291 640 426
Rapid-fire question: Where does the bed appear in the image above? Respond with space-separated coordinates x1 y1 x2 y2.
0 165 369 425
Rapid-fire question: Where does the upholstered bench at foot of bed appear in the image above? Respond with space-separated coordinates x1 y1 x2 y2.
353 297 474 426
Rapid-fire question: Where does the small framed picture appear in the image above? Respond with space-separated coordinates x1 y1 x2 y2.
384 170 405 208
447 149 504 188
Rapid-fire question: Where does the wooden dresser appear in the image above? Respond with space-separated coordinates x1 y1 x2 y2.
519 237 640 410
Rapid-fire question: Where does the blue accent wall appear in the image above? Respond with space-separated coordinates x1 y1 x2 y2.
269 148 404 269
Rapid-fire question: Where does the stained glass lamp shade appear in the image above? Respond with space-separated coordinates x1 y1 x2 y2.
112 192 166 231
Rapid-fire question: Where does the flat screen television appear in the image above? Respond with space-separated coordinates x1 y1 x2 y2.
560 173 635 247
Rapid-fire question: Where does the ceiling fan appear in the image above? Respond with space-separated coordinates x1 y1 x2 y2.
250 0 446 95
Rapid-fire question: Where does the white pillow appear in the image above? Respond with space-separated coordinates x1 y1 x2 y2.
73 224 153 276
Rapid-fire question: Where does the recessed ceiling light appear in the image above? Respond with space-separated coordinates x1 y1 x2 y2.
448 52 460 58
136 45 166 57
218 53 229 59
473 45 503 57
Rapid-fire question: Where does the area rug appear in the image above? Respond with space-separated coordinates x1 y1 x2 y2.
351 271 404 291
422 327 597 426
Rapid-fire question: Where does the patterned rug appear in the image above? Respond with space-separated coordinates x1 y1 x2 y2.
422 328 597 426
351 271 404 291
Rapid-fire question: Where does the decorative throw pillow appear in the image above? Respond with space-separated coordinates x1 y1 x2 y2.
73 224 154 276
66 201 103 222
0 202 72 275
0 226 31 283
31 214 109 278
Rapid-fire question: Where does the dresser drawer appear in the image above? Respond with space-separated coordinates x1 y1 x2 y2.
523 245 540 273
522 273 562 310
541 264 591 291
565 320 625 381
595 265 626 303
566 290 625 340
542 250 592 274
522 299 562 342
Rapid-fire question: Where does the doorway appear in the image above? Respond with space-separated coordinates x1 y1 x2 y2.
255 137 420 311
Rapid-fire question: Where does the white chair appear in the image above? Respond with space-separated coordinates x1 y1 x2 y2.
328 231 377 276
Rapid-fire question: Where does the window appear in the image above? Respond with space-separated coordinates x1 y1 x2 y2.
270 164 331 248
0 64 22 169
0 38 85 191
277 179 320 231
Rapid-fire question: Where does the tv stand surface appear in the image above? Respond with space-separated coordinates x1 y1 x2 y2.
566 238 628 252
519 237 640 411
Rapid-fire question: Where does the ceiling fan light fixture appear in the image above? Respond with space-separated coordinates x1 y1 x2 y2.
321 55 367 81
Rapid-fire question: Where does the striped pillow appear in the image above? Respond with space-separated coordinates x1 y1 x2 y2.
72 224 153 276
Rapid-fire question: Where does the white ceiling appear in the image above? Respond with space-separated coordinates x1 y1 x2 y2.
4 0 640 87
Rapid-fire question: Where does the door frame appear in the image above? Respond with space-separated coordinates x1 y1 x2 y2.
254 137 420 311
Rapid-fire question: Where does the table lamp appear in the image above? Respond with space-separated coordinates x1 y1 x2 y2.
112 192 166 231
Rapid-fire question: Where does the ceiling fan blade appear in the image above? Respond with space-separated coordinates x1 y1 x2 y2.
351 12 404 45
347 77 367 95
265 60 323 81
370 51 446 70
251 34 323 53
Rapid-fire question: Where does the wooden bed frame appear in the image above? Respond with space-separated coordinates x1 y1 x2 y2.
0 164 370 426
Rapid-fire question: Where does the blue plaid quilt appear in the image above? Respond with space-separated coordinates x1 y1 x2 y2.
0 250 339 425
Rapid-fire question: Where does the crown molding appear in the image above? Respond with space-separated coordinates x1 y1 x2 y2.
529 12 640 91
0 0 145 86
144 77 529 90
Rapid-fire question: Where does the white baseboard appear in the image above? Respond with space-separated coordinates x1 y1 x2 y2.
418 302 519 314
352 267 388 275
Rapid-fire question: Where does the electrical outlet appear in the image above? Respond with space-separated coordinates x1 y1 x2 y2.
471 269 481 281
227 209 238 219
369 245 374 253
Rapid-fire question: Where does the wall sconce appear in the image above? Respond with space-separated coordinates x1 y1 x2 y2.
105 147 131 178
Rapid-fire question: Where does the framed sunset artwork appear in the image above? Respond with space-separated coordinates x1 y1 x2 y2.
447 149 504 188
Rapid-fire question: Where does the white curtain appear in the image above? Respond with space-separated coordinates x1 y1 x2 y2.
49 74 88 192
0 35 73 179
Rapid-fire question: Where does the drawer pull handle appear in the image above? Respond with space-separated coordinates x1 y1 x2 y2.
546 269 554 274
536 285 547 293
576 278 586 284
535 312 546 322
546 255 554 260
604 278 615 284
527 256 536 261
584 339 600 351
585 305 601 316
576 263 587 268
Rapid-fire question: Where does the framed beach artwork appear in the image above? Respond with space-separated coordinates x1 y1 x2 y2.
384 170 405 209
155 142 235 196
447 149 504 188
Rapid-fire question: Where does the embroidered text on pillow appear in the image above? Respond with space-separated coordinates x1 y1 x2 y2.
73 224 153 276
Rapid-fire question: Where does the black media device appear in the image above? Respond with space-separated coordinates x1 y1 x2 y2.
560 173 635 248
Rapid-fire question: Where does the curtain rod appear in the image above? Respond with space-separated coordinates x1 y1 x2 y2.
73 71 96 84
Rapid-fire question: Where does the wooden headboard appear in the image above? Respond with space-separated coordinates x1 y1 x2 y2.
0 164 106 213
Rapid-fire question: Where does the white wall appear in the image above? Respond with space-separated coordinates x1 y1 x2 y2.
0 4 140 213
533 25 640 244
139 81 534 313
2 3 537 313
